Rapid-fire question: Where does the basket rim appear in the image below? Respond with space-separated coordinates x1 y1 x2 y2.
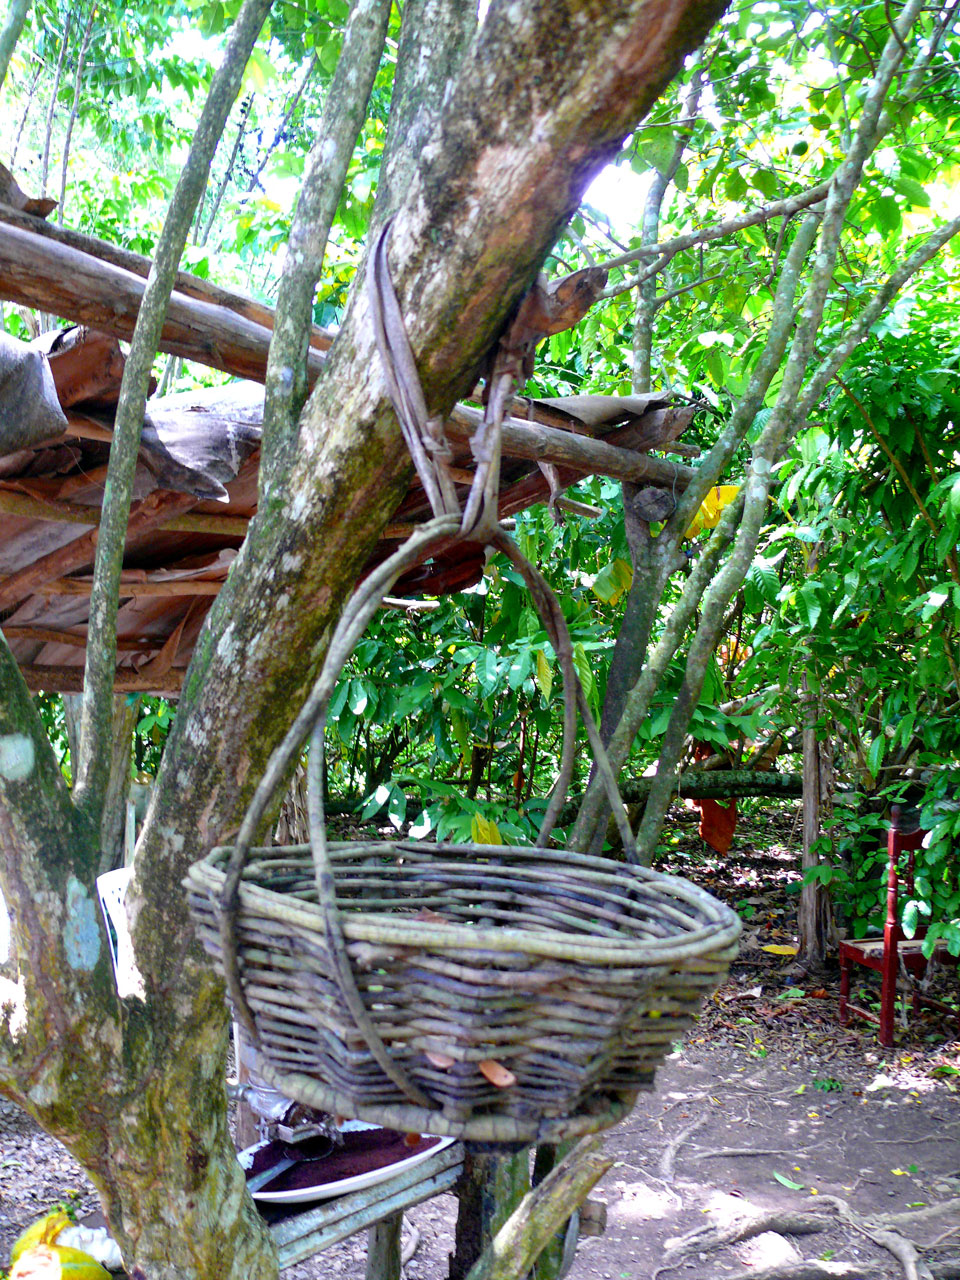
187 839 742 965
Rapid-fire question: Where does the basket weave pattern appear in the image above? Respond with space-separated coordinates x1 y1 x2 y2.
187 839 739 1142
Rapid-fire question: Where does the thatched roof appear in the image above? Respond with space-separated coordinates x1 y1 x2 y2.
0 210 698 695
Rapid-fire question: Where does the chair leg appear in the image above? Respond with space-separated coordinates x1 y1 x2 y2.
839 954 850 1025
879 962 896 1048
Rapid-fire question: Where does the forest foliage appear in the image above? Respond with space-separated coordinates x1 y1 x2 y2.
4 0 960 943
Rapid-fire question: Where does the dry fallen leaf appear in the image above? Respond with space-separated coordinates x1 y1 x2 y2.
761 944 798 956
479 1059 517 1088
415 908 450 925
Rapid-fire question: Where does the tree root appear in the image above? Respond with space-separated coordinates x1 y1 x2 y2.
694 1147 793 1161
664 1209 833 1256
658 1115 707 1182
718 1264 879 1280
657 1194 960 1280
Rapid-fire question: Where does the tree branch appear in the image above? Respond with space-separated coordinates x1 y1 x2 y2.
375 0 477 220
57 0 96 222
39 5 73 198
0 0 30 91
600 180 831 279
73 0 274 821
260 0 392 491
465 1137 612 1280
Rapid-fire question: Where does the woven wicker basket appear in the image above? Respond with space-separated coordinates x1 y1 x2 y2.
187 838 739 1142
185 518 741 1144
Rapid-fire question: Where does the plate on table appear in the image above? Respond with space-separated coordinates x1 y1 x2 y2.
238 1119 455 1205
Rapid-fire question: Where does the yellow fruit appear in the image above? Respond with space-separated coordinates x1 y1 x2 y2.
684 485 741 539
10 1243 112 1279
10 1212 73 1264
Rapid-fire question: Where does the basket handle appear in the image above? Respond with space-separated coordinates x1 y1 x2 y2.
217 517 460 1051
217 514 637 1060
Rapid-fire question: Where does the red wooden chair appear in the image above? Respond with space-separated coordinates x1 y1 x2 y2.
838 805 959 1047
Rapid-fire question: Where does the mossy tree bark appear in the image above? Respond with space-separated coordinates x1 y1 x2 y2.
0 2 729 1278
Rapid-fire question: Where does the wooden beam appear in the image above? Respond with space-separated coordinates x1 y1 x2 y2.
1 218 696 476
18 664 185 693
0 202 334 356
24 576 224 598
448 406 694 491
0 487 251 537
2 625 162 651
0 489 200 610
0 221 326 386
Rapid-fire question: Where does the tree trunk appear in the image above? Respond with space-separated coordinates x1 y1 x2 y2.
62 692 140 868
798 677 838 969
0 0 31 90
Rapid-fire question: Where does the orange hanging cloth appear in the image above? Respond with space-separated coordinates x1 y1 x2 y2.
688 741 738 855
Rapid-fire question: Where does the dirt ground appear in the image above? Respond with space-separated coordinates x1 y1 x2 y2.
2 805 959 1279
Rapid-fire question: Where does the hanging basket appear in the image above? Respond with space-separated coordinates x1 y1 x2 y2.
184 517 740 1145
187 837 738 1143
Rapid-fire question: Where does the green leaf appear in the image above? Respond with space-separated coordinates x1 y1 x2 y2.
865 734 886 777
319 36 342 74
872 195 902 233
895 176 930 207
751 168 778 198
573 642 598 716
476 651 501 696
796 581 822 630
773 1172 805 1190
387 784 407 830
725 169 747 200
347 679 368 716
535 650 553 703
902 899 919 937
361 783 391 820
921 588 950 621
506 649 533 690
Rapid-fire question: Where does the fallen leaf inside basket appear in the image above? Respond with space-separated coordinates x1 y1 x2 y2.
425 1050 456 1069
415 908 450 925
479 1059 517 1088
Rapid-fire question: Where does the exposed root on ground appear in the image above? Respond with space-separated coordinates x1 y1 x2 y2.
654 1194 960 1280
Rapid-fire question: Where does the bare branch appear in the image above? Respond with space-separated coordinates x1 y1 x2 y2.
601 180 831 276
73 0 275 820
0 0 30 91
39 5 73 197
246 54 317 194
57 0 97 222
260 0 392 490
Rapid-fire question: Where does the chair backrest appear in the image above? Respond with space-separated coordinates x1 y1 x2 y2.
886 805 926 939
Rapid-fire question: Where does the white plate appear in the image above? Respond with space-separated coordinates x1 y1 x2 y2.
238 1123 456 1205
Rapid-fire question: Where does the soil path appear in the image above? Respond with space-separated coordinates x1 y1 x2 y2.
2 807 958 1278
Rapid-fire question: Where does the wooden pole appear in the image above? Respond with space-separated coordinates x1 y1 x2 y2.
449 1148 531 1280
0 221 327 386
463 1138 612 1280
365 1210 403 1280
0 202 334 355
18 665 185 694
